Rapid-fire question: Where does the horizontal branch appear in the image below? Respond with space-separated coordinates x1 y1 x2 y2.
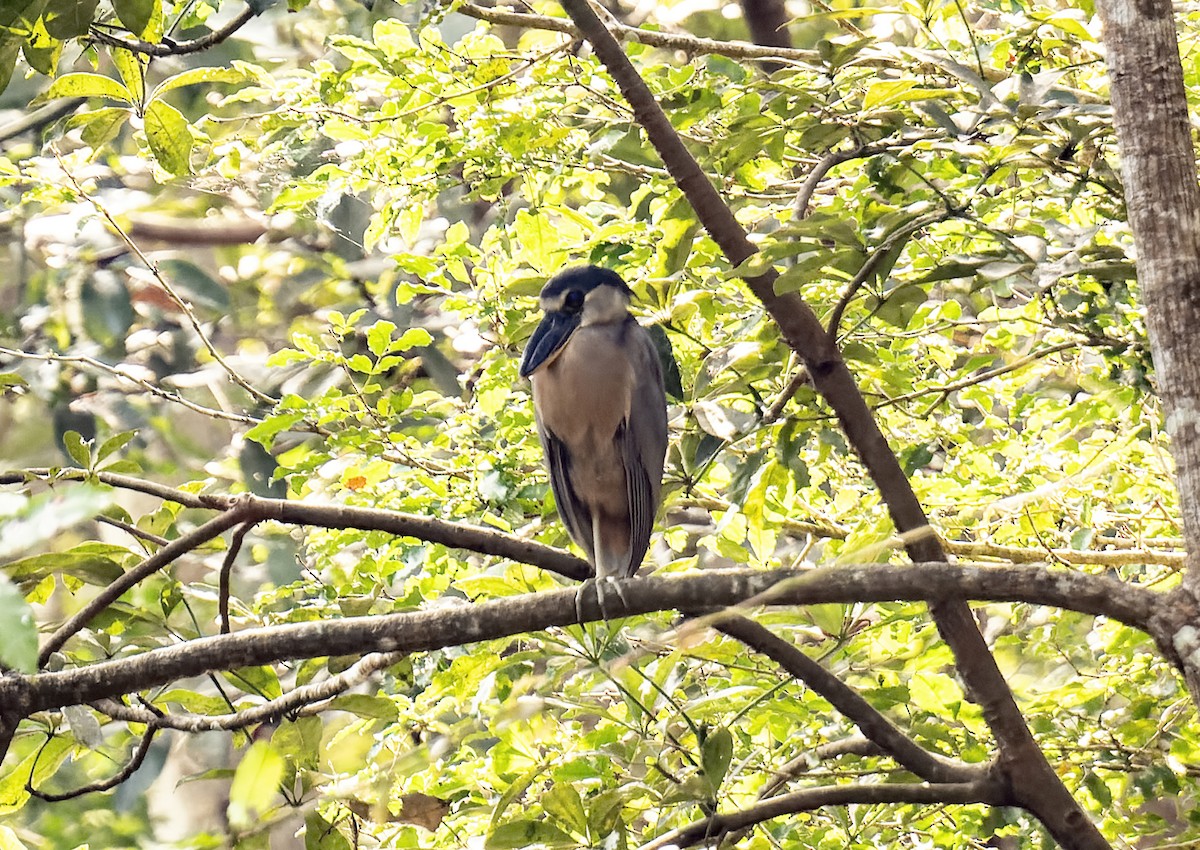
4 563 1161 715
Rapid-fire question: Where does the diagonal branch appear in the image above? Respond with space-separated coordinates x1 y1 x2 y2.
711 614 983 784
87 4 256 57
550 1 1111 844
28 726 159 801
1 468 593 583
37 501 257 666
638 779 1005 850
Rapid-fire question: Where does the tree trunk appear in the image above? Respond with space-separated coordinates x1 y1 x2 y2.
1095 0 1200 700
738 0 792 73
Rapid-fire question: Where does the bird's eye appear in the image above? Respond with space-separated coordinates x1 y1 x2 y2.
563 290 585 312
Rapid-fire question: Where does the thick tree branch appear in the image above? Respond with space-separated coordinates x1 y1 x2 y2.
639 779 1005 850
2 564 1161 717
552 1 1109 844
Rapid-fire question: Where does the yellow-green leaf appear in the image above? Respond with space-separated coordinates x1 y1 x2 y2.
33 72 132 104
151 66 249 102
111 47 146 104
143 99 192 175
227 741 285 830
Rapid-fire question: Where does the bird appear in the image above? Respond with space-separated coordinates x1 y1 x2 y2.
519 265 668 616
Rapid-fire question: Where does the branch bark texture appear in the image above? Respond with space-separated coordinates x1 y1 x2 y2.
2 563 1160 716
1093 0 1200 701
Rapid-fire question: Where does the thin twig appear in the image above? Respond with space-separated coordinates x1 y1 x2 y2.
761 365 810 423
38 501 256 666
219 522 256 634
54 154 277 406
826 208 953 336
87 4 256 57
0 346 263 425
96 515 169 550
876 340 1079 411
27 726 159 801
90 651 404 731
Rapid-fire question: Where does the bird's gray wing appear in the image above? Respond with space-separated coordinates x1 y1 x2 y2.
617 322 669 577
536 411 596 567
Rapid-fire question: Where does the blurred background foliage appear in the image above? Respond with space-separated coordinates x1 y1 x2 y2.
0 0 1196 847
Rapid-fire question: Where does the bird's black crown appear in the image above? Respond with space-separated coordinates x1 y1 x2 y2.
539 265 632 300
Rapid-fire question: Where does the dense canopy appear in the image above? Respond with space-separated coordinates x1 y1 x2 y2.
1 0 1199 848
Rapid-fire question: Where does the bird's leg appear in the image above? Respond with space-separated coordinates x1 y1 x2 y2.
574 575 626 623
574 578 594 623
595 574 630 621
582 514 631 622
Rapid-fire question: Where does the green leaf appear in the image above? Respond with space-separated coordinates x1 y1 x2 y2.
0 736 71 814
143 99 192 175
62 429 93 468
701 727 733 793
366 320 397 356
0 36 18 98
304 812 351 850
0 577 37 672
863 80 953 110
67 106 131 149
20 16 60 76
42 0 99 38
395 327 433 351
33 72 132 104
97 430 137 463
485 821 573 849
81 273 134 346
112 0 154 38
244 410 305 448
227 741 285 829
542 783 587 835
327 694 398 721
4 550 125 587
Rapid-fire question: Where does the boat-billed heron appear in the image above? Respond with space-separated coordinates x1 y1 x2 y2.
520 266 668 601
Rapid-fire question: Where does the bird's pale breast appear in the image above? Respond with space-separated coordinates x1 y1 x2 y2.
531 325 634 515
